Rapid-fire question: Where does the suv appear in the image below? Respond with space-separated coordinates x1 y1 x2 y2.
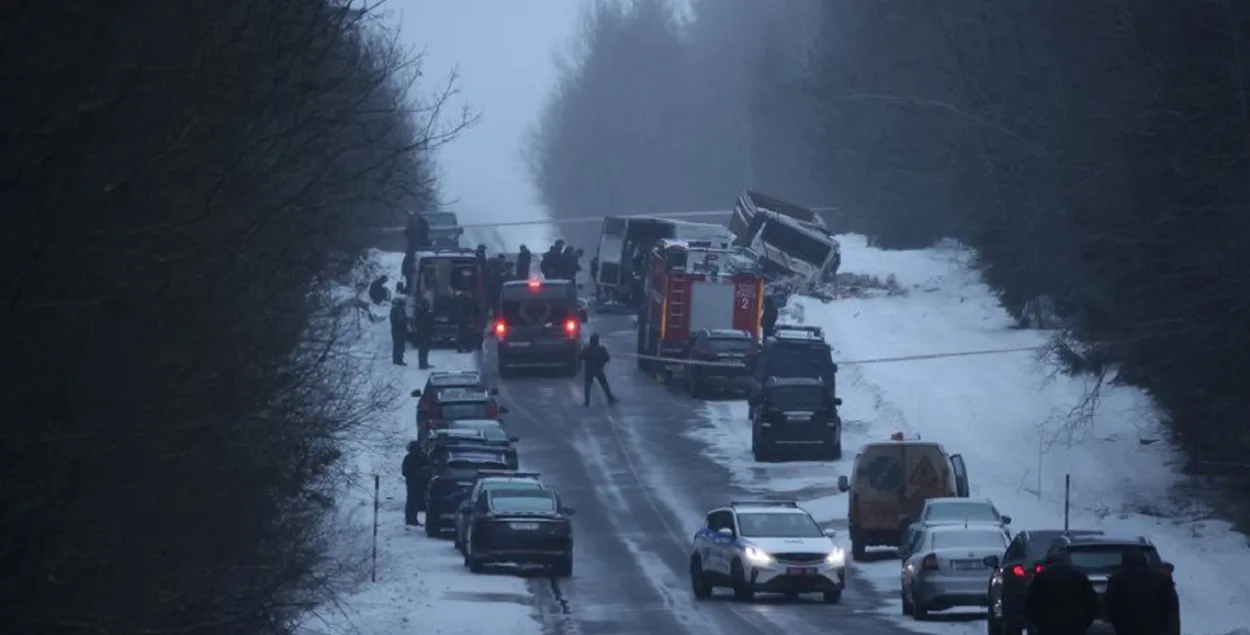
464 487 575 577
984 530 1104 635
409 249 485 348
750 377 842 461
412 371 495 422
424 446 511 537
492 279 587 377
748 325 838 403
688 501 846 603
421 210 463 248
1043 534 1175 632
681 329 758 397
416 389 509 440
454 470 546 552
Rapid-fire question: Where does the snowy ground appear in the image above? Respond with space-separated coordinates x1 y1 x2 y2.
685 234 1250 635
300 244 543 635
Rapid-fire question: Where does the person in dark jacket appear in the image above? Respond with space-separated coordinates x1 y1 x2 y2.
401 251 416 292
1104 547 1180 635
369 275 390 305
578 333 618 407
401 441 421 525
405 212 430 254
515 245 532 281
761 295 779 339
414 295 434 369
561 245 580 281
1024 552 1100 635
452 290 476 353
389 297 408 366
488 254 507 313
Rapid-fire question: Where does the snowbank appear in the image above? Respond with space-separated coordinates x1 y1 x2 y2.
686 234 1250 635
300 251 541 635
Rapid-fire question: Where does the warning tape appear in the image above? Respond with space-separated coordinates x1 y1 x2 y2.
368 206 840 233
615 344 1050 370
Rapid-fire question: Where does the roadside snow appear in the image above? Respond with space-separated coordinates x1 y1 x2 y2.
300 250 541 635
687 234 1250 635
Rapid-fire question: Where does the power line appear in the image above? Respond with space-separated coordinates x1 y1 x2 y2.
616 344 1050 369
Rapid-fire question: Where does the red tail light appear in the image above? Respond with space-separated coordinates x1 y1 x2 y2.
921 554 939 570
564 319 578 336
1009 564 1043 577
486 402 498 418
494 320 506 337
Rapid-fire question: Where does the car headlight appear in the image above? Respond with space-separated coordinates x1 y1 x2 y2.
826 548 846 567
744 546 773 565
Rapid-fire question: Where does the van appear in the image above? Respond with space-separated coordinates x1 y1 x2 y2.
836 435 969 559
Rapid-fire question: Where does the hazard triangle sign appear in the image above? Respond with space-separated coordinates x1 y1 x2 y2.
910 455 940 485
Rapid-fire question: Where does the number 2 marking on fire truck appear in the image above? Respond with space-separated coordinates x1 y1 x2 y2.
735 285 755 310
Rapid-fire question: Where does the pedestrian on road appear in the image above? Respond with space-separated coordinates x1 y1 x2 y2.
515 245 532 281
401 441 421 526
415 295 434 370
578 333 618 407
1024 551 1100 635
1104 547 1181 635
389 296 408 366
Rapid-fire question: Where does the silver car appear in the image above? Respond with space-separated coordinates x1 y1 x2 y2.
901 497 1011 550
900 524 1009 620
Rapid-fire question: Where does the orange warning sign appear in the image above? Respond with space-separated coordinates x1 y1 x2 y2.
910 455 940 486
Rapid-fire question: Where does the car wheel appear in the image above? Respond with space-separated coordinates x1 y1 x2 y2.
424 514 438 538
730 560 754 601
901 583 913 615
985 612 998 635
689 556 712 599
552 555 573 578
822 589 842 604
911 584 930 620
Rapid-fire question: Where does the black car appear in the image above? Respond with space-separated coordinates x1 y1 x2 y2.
749 376 842 461
412 370 494 424
748 325 838 403
680 328 758 397
464 488 575 577
1043 534 1176 632
423 447 511 537
984 529 1105 635
454 471 547 552
441 419 520 469
492 279 587 377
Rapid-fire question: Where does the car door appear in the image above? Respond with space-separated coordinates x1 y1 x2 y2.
950 453 970 497
466 491 490 549
901 529 928 588
707 511 735 575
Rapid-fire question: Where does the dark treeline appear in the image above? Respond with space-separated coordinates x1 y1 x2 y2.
1 1 462 634
530 0 1250 471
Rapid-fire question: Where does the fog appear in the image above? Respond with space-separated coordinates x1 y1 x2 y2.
392 0 583 251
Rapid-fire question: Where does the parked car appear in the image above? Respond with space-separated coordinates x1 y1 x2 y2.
984 529 1104 635
900 524 1009 620
454 470 546 552
902 497 1011 549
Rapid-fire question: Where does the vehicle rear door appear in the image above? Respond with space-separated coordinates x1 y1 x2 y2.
950 454 970 497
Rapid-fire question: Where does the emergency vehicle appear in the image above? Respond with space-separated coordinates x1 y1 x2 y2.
408 248 487 349
636 239 764 375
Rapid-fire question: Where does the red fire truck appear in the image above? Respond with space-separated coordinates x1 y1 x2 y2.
636 239 765 373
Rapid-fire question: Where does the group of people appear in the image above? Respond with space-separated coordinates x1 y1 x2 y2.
539 239 582 281
1024 546 1179 635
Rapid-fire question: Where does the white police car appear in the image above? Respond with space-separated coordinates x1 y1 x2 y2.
689 500 846 603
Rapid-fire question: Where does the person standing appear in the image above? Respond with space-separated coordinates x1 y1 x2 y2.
1024 551 1100 635
405 212 430 255
1104 547 1181 635
389 296 408 366
401 441 421 526
589 256 600 302
452 289 475 353
415 294 434 370
578 333 618 407
761 294 779 339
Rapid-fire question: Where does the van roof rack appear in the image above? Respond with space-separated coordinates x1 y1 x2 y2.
730 500 799 508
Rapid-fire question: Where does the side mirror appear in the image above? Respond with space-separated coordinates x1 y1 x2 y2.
716 527 734 538
498 406 510 414
509 436 520 443
489 387 500 395
823 528 837 538
982 554 1000 568
410 389 422 397
834 397 843 406
1002 515 1012 525
837 475 850 493
562 507 577 515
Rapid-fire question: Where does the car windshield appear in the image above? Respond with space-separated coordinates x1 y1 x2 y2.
708 338 756 353
927 502 999 522
492 494 557 513
484 483 544 495
765 345 835 379
737 512 824 538
1067 545 1162 569
931 530 1008 550
768 385 826 409
440 403 489 419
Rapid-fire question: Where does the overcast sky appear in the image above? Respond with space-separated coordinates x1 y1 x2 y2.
391 0 584 235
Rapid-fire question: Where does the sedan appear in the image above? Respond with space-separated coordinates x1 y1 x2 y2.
900 525 1010 620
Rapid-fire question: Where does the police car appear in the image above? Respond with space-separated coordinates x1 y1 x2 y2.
689 501 846 603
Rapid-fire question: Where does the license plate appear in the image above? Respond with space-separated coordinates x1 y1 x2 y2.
508 341 531 347
441 513 457 519
510 522 540 530
952 560 983 571
786 567 816 577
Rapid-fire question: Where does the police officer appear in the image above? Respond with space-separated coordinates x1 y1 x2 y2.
1024 551 1099 635
415 294 434 370
515 245 532 281
401 441 421 525
1104 547 1180 635
562 245 580 281
389 295 408 366
578 333 618 407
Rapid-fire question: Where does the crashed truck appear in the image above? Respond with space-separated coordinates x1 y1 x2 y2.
635 238 765 376
729 189 842 287
593 216 734 307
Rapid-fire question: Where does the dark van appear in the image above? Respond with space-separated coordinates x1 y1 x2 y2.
492 279 587 376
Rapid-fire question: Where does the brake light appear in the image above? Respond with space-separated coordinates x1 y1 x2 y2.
564 319 578 336
921 554 939 570
527 278 541 290
1009 564 1043 577
494 320 506 337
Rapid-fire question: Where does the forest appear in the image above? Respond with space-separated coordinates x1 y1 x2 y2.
0 1 460 633
529 0 1250 479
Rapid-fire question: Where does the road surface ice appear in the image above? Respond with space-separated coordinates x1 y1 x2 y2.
685 234 1250 635
300 249 541 635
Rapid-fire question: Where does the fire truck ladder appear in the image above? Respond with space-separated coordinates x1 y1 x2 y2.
666 281 685 331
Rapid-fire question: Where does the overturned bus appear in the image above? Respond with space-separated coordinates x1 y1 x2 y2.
730 190 841 284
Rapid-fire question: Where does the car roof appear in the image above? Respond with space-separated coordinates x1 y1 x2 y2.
1060 534 1152 548
431 429 484 438
481 476 544 486
926 497 995 506
703 328 752 339
764 377 825 388
923 523 1006 535
427 371 482 386
448 419 503 427
726 505 810 516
